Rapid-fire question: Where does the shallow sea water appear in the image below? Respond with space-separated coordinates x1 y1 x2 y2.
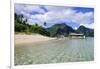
15 37 94 65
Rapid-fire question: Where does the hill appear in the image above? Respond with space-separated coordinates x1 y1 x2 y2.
46 23 75 37
76 25 94 37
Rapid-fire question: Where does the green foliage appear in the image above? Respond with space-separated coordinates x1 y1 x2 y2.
77 26 94 37
15 13 50 36
15 13 94 37
46 23 75 37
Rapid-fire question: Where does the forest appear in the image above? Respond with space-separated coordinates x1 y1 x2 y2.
15 13 50 36
15 13 94 37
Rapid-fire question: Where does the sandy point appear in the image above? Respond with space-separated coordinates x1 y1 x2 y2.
15 34 56 45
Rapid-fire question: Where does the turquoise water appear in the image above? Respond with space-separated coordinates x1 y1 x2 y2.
15 37 94 65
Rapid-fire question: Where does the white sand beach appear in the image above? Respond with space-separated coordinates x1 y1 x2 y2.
15 34 55 45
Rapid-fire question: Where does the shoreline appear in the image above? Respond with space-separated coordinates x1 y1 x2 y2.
15 34 56 45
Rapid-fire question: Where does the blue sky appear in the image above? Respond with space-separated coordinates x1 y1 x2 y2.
15 4 94 29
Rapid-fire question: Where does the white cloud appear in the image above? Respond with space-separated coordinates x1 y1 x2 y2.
41 8 94 29
15 4 94 29
23 5 45 14
15 4 46 14
80 23 94 29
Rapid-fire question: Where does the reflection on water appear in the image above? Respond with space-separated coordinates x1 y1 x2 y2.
15 37 94 65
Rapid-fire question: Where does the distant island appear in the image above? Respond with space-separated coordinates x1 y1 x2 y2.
15 13 94 37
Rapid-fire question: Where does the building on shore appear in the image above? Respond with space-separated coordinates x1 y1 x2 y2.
69 33 85 39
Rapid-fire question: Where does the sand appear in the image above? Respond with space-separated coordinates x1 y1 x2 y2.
15 34 55 45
